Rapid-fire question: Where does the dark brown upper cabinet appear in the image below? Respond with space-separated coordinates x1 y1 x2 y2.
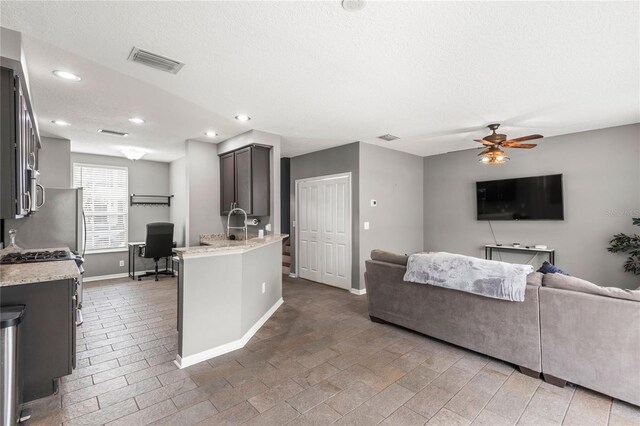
1 66 41 219
220 145 270 216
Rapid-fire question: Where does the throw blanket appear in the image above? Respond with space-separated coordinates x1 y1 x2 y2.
404 252 534 302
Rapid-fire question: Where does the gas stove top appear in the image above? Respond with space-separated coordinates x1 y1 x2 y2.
0 250 73 265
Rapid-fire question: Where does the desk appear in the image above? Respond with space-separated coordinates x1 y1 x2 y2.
485 244 555 264
128 241 178 280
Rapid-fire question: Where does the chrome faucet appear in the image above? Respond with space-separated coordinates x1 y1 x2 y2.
227 206 248 241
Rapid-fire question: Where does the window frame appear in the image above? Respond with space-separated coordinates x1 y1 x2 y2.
73 162 129 254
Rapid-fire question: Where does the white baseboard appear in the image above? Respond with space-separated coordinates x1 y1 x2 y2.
83 270 159 282
349 287 366 295
175 297 284 369
288 273 298 278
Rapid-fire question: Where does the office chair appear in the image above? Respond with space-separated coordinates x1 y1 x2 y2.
138 222 175 281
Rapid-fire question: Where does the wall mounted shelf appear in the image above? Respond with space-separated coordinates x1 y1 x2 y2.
130 194 174 207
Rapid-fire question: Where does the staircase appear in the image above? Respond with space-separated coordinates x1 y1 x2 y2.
282 237 291 275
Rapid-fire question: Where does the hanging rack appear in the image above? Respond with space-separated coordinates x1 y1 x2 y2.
130 194 174 207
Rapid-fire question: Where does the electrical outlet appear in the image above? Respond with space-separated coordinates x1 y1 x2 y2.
364 222 370 230
261 282 266 294
119 260 125 267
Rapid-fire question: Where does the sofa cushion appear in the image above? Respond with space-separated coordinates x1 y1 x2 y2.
537 261 570 275
526 272 543 287
370 249 409 266
543 273 640 302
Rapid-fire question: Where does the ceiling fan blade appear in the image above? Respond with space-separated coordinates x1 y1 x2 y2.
477 148 492 156
474 139 494 146
504 134 543 143
503 143 537 149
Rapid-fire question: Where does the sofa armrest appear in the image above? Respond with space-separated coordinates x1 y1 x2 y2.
540 287 640 406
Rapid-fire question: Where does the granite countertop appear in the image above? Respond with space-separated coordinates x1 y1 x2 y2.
175 234 288 258
0 248 80 287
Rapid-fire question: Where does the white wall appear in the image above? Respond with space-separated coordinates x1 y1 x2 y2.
169 156 187 247
423 124 640 289
359 143 424 288
186 140 223 245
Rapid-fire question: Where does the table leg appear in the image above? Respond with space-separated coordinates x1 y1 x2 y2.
132 246 136 280
128 245 133 280
550 252 555 264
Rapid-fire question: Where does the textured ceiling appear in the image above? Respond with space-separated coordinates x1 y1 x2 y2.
1 1 638 161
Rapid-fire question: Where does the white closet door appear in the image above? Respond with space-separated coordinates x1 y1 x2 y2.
297 174 351 290
298 181 322 283
321 177 351 290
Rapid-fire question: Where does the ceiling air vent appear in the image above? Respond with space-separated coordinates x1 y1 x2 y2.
127 47 185 74
378 134 399 141
98 129 129 137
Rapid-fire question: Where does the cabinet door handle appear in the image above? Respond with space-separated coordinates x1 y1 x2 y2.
24 191 31 212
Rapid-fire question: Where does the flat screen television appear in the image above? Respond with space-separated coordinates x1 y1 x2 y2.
476 174 564 220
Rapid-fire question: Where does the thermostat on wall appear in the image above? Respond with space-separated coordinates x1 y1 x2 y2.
370 199 377 207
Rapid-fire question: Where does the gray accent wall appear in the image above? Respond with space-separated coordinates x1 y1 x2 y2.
423 124 640 289
39 137 71 188
359 143 424 288
71 153 170 278
289 142 361 289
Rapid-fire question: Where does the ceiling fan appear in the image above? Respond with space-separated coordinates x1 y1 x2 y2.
475 124 543 165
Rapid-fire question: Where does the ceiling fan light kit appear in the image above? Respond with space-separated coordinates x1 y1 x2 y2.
475 123 543 165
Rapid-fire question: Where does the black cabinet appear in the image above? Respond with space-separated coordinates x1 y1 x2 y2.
220 145 270 216
0 66 41 219
0 279 75 402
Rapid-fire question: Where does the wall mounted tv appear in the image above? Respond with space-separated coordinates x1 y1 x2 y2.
476 174 564 220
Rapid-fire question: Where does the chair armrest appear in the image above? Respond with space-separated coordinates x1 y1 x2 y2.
138 244 146 257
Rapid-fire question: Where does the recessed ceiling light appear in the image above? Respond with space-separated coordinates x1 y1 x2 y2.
235 114 251 122
52 70 81 81
342 0 366 12
128 117 145 124
205 130 217 138
121 148 145 161
51 120 71 126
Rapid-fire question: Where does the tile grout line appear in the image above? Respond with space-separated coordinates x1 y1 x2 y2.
468 368 515 424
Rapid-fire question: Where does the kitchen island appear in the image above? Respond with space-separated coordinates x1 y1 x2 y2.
173 234 287 368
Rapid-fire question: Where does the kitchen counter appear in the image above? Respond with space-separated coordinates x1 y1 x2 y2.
175 234 286 369
174 234 288 258
0 248 80 287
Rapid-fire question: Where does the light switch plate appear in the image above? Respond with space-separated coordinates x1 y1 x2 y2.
261 282 266 293
364 222 370 230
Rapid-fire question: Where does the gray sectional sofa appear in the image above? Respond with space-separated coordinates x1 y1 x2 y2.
364 250 640 406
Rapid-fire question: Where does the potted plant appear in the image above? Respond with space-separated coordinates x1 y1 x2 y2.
608 218 640 275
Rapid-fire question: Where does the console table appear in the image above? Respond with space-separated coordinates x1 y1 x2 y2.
485 244 555 264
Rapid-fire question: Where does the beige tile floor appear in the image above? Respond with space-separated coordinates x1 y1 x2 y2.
23 275 640 425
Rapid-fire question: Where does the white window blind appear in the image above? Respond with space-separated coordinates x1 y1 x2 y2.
73 163 128 252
